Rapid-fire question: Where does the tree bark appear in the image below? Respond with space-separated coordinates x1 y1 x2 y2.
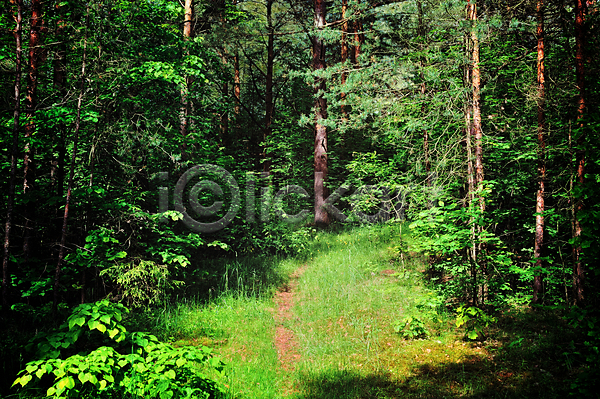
52 1 68 251
23 0 44 263
533 0 546 305
340 0 349 119
264 0 275 173
314 0 329 227
3 0 24 308
469 1 484 212
353 2 364 64
54 9 88 312
234 51 241 116
180 0 193 158
572 0 586 305
417 0 431 187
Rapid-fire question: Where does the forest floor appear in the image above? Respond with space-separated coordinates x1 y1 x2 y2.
160 224 575 399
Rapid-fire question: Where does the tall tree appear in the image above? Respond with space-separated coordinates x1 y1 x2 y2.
353 1 364 63
264 0 275 172
2 0 24 308
52 0 67 197
572 0 587 305
180 0 193 158
417 0 431 187
22 0 44 262
469 1 484 213
54 7 89 312
313 0 328 226
464 0 485 305
340 0 349 120
533 0 546 305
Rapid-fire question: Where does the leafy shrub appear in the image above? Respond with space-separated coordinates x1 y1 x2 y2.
100 259 183 307
395 292 445 339
455 305 496 340
395 315 429 339
13 300 225 398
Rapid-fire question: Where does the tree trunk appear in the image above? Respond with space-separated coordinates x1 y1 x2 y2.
3 0 24 308
180 0 193 158
572 0 586 305
533 0 546 305
314 0 329 227
353 2 364 63
264 0 274 173
417 0 431 187
465 0 485 305
340 0 348 119
470 1 488 305
469 1 484 212
234 50 241 118
52 1 68 250
23 0 44 263
54 9 88 313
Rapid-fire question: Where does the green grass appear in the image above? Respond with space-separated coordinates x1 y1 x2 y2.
151 223 575 399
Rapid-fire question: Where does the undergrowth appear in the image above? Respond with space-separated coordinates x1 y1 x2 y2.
6 223 581 398
145 223 578 398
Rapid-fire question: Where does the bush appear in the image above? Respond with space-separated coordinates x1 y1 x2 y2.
13 300 225 398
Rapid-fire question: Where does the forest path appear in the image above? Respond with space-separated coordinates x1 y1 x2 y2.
272 265 306 372
215 225 547 399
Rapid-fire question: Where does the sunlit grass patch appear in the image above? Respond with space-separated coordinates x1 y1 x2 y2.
150 223 574 399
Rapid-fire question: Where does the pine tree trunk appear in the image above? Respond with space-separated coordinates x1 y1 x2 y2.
465 0 485 305
353 2 364 63
2 0 24 308
314 0 329 227
180 0 193 158
533 0 546 305
469 2 484 212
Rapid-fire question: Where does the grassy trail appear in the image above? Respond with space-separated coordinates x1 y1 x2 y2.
159 224 568 398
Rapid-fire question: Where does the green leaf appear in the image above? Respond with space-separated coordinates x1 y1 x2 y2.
165 369 176 379
56 376 74 390
35 368 46 379
25 364 38 373
72 316 86 328
467 330 478 340
175 358 186 367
